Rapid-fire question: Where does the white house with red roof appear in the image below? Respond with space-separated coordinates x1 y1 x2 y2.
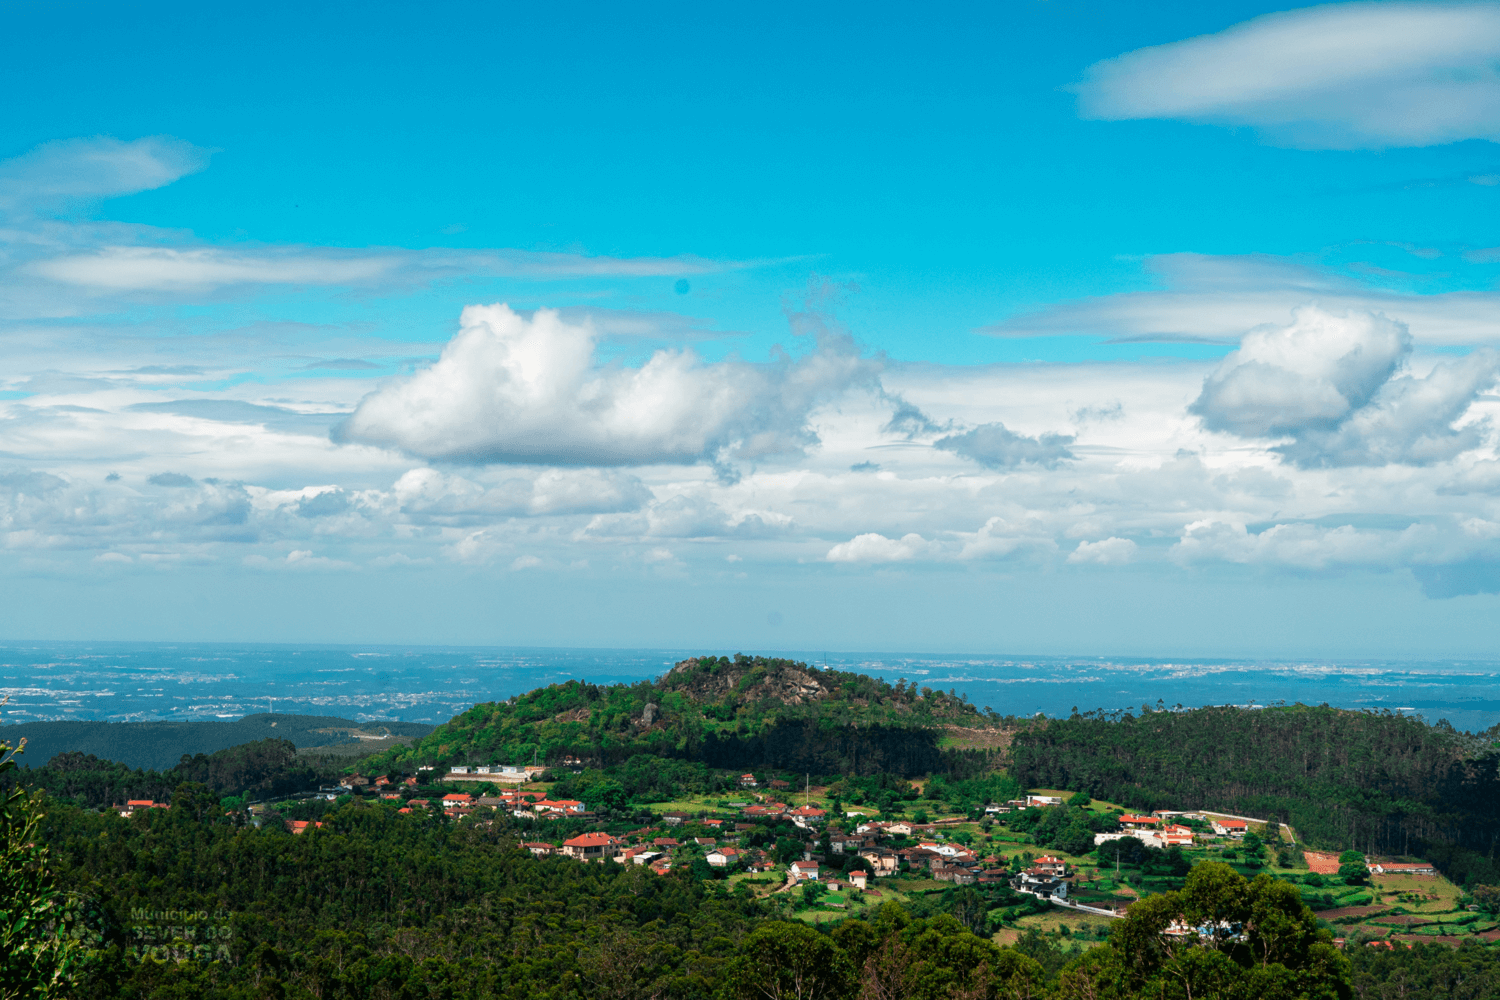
1210 819 1248 838
561 832 616 861
1118 814 1159 830
790 860 821 881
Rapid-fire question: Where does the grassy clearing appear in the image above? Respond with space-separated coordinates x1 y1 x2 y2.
993 907 1114 948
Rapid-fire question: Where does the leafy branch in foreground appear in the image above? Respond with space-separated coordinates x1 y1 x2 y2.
1 715 89 1000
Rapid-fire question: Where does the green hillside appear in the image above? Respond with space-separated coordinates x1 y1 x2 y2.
1 713 433 771
361 654 999 777
1011 704 1500 883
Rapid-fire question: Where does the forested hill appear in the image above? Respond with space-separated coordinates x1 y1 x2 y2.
1 713 433 771
362 654 997 777
1011 704 1500 878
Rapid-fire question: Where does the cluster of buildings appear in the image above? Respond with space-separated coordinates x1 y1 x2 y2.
520 830 779 877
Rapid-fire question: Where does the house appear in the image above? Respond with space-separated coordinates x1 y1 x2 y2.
790 860 821 881
120 799 158 816
790 806 827 826
885 823 914 836
1034 856 1068 876
408 799 431 808
1210 819 1248 838
338 775 368 788
561 832 616 861
474 766 492 775
695 837 717 847
397 807 412 814
1159 825 1195 846
449 766 470 775
403 776 418 787
830 835 864 854
739 773 758 788
858 847 899 875
617 847 658 865
442 793 473 810
1014 870 1069 900
1026 795 1064 808
380 793 401 801
769 779 791 790
1370 862 1436 875
372 775 391 786
653 837 680 848
918 841 964 858
703 819 724 829
289 821 325 835
522 842 554 857
662 811 692 826
934 866 977 885
984 804 1009 815
649 859 673 875
542 799 587 815
706 848 742 867
1118 814 1160 830
850 870 868 889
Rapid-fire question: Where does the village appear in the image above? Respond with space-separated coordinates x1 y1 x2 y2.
119 765 1488 947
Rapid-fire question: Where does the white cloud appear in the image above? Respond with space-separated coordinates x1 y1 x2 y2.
1278 349 1500 467
1191 306 1409 436
0 136 210 213
1190 306 1500 466
957 516 1058 561
393 467 651 523
335 303 877 468
933 422 1075 470
510 555 542 571
826 532 935 563
1068 537 1138 565
1074 2 1500 148
579 494 794 540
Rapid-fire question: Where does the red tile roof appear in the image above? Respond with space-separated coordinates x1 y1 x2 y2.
563 832 615 848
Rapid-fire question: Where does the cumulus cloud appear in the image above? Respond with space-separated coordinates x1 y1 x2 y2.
826 532 935 563
1191 307 1410 437
1278 349 1500 467
1074 2 1500 148
1068 537 1138 565
335 303 877 469
933 423 1075 469
1190 306 1499 467
957 516 1058 561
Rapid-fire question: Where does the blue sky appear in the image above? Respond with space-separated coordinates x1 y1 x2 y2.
4 0 1500 657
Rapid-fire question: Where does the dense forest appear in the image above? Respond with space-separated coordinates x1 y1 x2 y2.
0 715 432 771
363 655 997 778
4 739 338 810
13 790 1372 1000
1010 704 1500 881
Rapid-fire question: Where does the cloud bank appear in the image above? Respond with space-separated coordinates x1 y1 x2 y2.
1075 2 1500 148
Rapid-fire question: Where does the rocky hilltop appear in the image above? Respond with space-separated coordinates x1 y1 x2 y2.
361 654 1000 776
